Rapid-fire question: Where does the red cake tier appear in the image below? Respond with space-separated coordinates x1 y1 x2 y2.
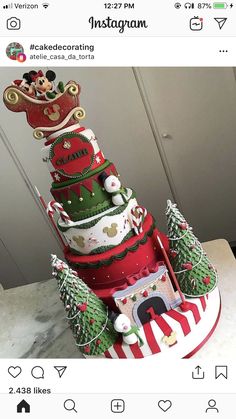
64 213 169 310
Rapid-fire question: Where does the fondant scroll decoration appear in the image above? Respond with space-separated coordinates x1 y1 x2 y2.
68 83 79 96
33 129 44 140
4 87 20 105
73 107 86 121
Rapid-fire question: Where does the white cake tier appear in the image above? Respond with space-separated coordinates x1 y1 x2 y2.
59 197 138 255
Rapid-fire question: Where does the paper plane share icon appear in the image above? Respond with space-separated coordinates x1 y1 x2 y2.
214 18 227 29
54 366 67 378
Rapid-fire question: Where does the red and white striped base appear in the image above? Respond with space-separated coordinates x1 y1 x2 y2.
103 287 221 359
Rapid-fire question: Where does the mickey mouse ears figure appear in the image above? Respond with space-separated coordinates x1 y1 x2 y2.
25 70 65 100
12 77 36 97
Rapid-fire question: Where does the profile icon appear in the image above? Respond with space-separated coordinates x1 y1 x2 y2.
6 42 26 62
205 399 219 413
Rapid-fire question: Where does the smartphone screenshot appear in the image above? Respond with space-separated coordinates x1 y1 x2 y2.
0 1 235 417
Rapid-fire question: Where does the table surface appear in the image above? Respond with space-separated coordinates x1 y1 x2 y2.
0 239 236 359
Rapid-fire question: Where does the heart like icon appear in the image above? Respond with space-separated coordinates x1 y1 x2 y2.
158 399 172 412
8 366 22 378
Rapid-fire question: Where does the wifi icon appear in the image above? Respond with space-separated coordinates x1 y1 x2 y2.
42 2 49 8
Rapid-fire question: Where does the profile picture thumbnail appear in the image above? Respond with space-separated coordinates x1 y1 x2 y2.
6 42 26 62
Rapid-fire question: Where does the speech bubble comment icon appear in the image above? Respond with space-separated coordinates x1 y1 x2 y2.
31 366 45 379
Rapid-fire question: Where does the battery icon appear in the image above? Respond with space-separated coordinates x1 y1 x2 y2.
213 2 228 8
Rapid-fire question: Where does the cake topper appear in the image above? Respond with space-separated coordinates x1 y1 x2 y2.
22 70 65 100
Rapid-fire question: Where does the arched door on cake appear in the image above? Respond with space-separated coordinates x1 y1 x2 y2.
134 293 171 326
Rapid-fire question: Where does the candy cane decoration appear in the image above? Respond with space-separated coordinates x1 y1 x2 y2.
130 205 147 235
47 200 72 225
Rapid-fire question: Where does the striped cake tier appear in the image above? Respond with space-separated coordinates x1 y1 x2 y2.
102 287 221 359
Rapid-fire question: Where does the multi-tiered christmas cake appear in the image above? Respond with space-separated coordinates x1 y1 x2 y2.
3 70 221 358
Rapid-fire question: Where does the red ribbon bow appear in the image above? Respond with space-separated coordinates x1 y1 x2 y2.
31 70 44 82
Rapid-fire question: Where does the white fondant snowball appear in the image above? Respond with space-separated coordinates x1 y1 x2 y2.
112 195 125 206
104 175 121 193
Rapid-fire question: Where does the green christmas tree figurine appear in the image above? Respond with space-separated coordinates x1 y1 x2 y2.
51 255 118 355
166 200 218 297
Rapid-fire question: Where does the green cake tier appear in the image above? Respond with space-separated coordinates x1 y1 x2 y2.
51 160 118 221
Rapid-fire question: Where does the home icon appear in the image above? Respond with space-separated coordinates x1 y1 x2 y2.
17 399 30 413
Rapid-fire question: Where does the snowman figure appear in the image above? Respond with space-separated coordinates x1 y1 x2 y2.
100 173 132 206
113 314 144 346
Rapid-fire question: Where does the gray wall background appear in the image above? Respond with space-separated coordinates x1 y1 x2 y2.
0 67 236 289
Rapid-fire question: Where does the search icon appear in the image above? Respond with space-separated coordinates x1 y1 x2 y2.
64 399 78 413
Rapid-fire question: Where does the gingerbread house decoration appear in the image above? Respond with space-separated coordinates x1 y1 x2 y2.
113 263 181 327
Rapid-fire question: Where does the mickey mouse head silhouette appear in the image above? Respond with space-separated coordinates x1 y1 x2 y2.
43 104 61 121
103 223 118 238
72 235 85 248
